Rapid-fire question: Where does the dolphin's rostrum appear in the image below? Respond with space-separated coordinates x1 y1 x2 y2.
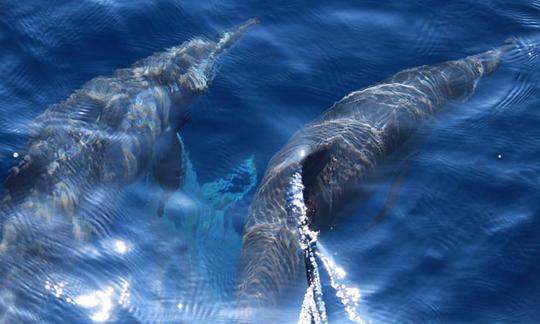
237 45 509 309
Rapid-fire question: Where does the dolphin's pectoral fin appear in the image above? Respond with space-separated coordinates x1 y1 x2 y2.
300 143 338 230
370 165 408 228
153 133 186 217
369 147 418 228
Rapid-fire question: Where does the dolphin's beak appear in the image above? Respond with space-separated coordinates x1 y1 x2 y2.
171 18 258 93
213 18 259 57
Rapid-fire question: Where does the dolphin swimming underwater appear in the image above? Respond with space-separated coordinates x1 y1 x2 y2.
237 45 513 311
0 19 256 320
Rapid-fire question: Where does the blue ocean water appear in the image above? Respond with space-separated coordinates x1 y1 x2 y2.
1 0 540 323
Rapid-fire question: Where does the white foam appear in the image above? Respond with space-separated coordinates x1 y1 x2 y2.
288 169 367 324
287 170 327 324
317 245 366 324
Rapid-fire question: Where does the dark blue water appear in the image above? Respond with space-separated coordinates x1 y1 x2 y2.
1 0 540 323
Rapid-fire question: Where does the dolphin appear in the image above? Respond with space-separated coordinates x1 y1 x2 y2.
237 45 511 310
0 19 256 320
0 19 257 249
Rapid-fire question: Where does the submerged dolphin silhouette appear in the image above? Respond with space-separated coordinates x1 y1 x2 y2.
237 45 511 309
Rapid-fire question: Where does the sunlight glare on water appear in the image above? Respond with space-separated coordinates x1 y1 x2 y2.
74 286 115 322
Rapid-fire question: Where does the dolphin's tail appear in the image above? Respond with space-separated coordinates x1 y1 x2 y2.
212 18 259 58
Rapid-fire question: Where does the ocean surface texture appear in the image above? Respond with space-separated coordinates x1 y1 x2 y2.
1 1 540 323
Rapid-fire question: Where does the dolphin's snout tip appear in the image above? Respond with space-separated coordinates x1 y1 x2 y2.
214 18 259 56
243 17 260 28
232 18 259 37
497 36 539 69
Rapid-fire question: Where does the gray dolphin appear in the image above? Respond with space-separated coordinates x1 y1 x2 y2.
0 21 256 318
0 19 256 252
237 45 511 310
0 19 257 323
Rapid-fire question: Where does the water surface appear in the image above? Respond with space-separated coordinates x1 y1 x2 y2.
1 0 540 323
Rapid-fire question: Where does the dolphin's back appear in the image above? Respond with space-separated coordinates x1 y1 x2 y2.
238 47 505 308
323 48 503 141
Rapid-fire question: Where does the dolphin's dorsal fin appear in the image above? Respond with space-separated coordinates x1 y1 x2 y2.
153 133 186 217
